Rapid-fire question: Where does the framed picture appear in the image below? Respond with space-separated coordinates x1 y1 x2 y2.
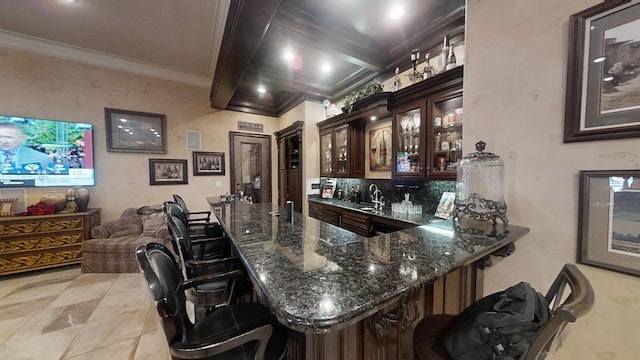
435 192 455 219
565 0 640 142
0 198 17 216
105 108 167 153
192 151 225 176
578 170 640 276
149 158 188 185
369 125 392 171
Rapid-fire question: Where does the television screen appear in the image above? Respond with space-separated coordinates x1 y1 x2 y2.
0 115 95 188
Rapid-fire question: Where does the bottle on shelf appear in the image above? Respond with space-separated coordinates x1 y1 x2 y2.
423 53 434 79
392 67 401 91
439 35 450 72
380 132 387 167
434 133 441 151
446 43 457 71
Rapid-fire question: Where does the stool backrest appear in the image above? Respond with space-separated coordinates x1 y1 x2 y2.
525 263 595 360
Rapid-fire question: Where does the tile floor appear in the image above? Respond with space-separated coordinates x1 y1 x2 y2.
0 265 171 360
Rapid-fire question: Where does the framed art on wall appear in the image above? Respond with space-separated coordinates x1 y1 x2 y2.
105 108 167 153
192 151 225 176
369 126 392 171
565 0 640 142
149 159 188 185
578 170 640 276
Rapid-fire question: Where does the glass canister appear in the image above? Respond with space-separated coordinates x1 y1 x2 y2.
455 141 508 234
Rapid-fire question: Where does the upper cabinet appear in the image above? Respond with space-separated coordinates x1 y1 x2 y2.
318 92 392 178
391 66 464 180
319 123 365 178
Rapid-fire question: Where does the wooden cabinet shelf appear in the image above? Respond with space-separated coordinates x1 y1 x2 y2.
0 208 101 276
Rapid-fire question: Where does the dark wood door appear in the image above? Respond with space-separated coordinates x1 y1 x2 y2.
229 132 271 204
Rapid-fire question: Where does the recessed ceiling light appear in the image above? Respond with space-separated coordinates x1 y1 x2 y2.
61 0 77 4
389 5 404 19
321 63 331 73
257 86 266 94
283 50 294 62
370 116 377 121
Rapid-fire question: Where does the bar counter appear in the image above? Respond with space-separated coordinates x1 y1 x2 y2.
208 199 529 359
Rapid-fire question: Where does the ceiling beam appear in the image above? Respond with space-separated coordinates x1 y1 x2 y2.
209 0 282 110
273 3 386 72
242 64 332 97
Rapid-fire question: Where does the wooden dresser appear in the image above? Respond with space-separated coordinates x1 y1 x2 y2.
0 208 101 276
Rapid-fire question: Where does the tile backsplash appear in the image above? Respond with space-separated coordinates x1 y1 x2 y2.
320 177 455 214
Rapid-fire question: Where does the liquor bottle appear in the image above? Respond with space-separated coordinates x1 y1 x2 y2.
446 44 457 71
380 132 387 167
439 35 449 72
423 53 434 79
356 185 362 203
392 67 401 91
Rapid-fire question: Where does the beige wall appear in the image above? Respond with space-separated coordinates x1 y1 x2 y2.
0 47 279 222
466 1 640 358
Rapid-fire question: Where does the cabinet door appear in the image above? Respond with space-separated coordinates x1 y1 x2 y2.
320 129 334 176
334 125 349 176
428 89 463 180
349 122 365 178
392 100 426 178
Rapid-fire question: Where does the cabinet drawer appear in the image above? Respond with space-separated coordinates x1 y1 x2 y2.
0 217 84 238
0 244 82 275
342 211 370 234
309 202 324 221
0 231 84 253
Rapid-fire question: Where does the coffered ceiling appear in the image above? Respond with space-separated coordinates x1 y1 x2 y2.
0 0 465 118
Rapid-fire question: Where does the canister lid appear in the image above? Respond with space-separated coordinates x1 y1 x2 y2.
460 140 502 163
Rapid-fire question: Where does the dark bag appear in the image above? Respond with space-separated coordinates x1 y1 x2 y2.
440 281 550 360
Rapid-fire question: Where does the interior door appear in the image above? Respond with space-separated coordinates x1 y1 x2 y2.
229 132 271 204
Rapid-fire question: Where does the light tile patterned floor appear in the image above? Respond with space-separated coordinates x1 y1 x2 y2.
0 266 171 360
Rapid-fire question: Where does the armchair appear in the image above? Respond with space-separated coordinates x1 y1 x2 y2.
135 242 288 360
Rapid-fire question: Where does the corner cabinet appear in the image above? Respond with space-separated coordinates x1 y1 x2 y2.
319 122 365 178
392 66 464 180
318 92 392 179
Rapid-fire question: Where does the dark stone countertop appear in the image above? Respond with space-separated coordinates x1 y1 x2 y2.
208 199 529 334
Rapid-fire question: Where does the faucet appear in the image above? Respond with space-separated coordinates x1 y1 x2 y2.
369 184 385 212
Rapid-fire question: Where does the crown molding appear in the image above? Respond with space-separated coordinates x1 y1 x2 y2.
0 30 211 87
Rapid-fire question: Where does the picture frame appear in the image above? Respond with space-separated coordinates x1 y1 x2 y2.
564 0 640 142
105 108 167 153
192 151 225 176
0 198 18 216
149 158 188 185
435 192 455 220
578 170 640 276
369 125 392 171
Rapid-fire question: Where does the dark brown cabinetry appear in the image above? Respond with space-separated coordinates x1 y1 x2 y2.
391 66 464 180
308 200 416 237
319 122 365 178
318 92 392 178
276 121 303 212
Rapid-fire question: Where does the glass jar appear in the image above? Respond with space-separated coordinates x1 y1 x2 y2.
456 141 505 212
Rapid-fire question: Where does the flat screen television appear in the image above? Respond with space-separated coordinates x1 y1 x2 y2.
0 115 95 188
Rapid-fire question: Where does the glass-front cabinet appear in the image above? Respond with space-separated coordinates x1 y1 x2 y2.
429 89 463 179
320 130 333 176
319 123 364 178
334 125 349 176
391 66 463 180
393 101 426 178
